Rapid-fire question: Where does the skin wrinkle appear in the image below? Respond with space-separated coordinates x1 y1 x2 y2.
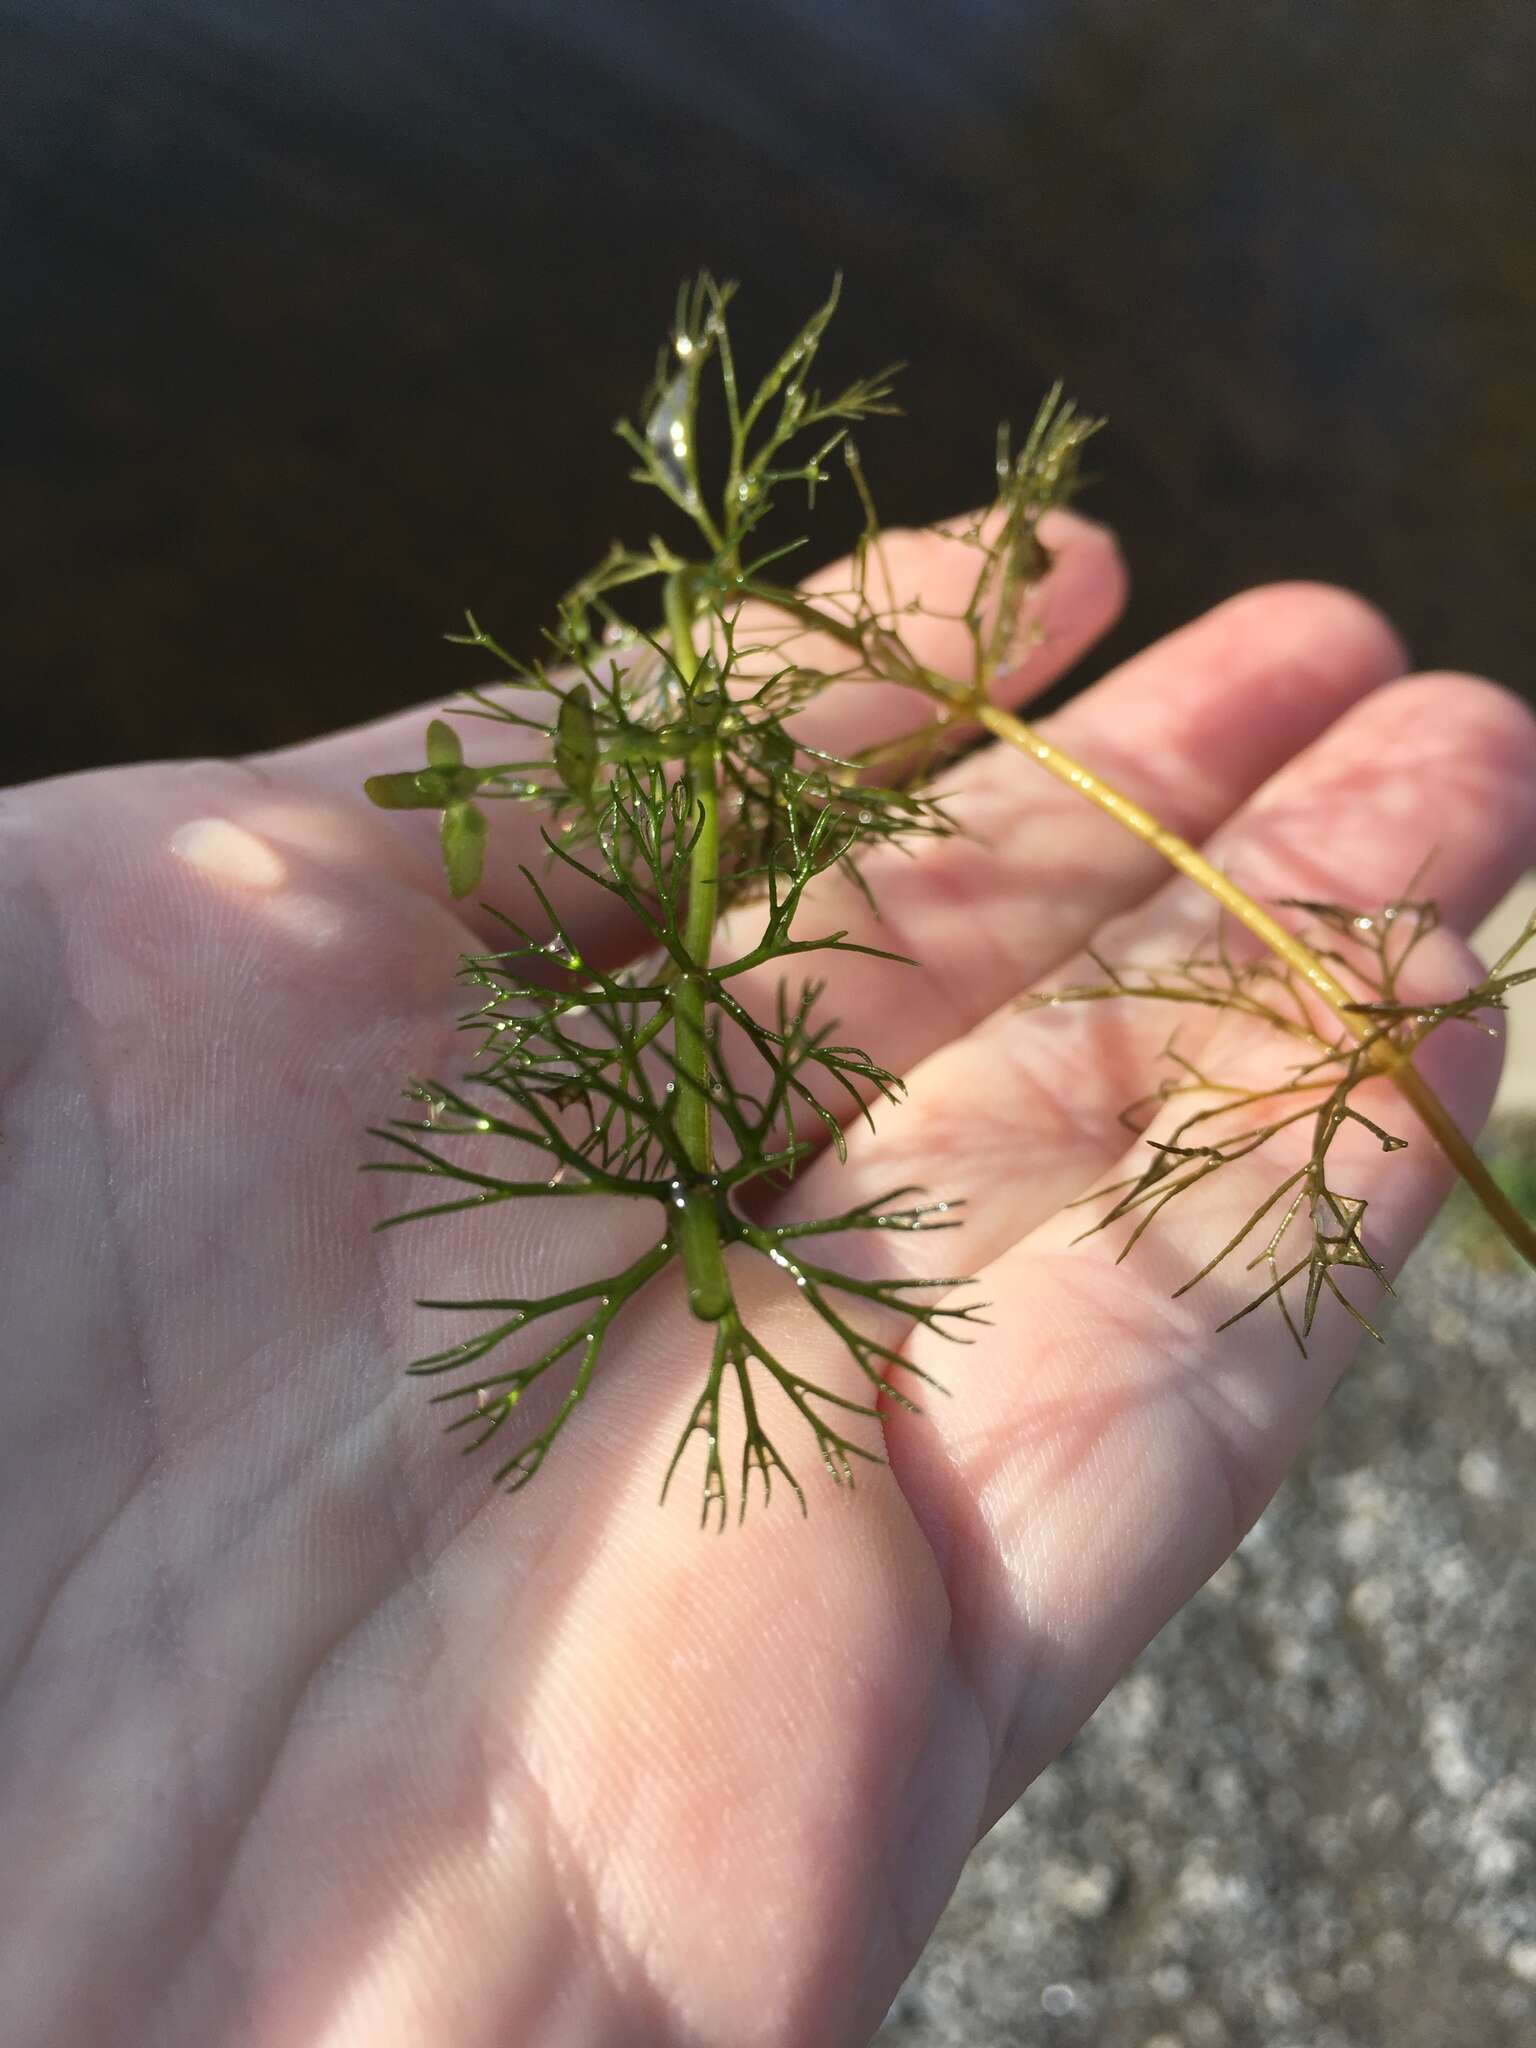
515 1597 818 2048
173 1285 701 2040
996 1364 1282 1792
0 1449 157 1707
308 1716 668 2048
152 1435 435 2041
926 1496 1046 1805
878 1398 1016 1769
800 1606 956 2048
133 1312 349 1481
166 1262 467 2033
849 1626 999 2043
143 876 486 2031
898 1252 1192 1784
473 1732 579 2047
0 847 162 1703
38 840 255 2037
1171 1353 1287 1553
510 1748 719 2048
874 1681 953 1969
149 1214 523 2035
367 1159 455 1657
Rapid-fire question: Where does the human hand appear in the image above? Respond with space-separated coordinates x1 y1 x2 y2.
4 513 1532 2047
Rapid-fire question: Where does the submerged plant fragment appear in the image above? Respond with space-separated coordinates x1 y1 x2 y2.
362 275 1068 1522
1039 899 1536 1349
363 272 1533 1522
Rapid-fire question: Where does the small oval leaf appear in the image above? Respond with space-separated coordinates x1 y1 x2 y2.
555 686 598 800
426 718 464 769
364 767 457 811
441 801 490 897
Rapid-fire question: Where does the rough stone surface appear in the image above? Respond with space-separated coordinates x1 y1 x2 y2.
878 1161 1536 2048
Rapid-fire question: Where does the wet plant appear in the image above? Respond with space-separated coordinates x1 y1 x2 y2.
1032 895 1536 1348
362 274 1536 1523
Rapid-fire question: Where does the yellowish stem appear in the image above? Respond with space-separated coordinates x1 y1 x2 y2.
975 699 1536 1271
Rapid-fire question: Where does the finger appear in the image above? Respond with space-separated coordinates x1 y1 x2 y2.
717 581 1408 1100
783 672 1536 1272
246 511 1124 954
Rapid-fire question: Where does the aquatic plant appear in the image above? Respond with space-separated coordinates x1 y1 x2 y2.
363 276 1535 1523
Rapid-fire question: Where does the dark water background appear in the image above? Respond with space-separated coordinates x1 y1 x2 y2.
5 0 1534 784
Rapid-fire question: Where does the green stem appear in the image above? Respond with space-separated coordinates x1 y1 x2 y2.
665 574 732 1319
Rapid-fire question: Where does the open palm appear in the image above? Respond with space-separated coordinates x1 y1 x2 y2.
4 513 1533 2048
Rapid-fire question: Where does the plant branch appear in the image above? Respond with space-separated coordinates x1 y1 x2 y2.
973 698 1536 1270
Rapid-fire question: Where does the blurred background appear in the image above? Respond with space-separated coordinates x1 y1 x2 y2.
5 0 1535 789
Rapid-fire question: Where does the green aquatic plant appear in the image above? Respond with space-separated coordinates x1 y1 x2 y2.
363 274 1536 1523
